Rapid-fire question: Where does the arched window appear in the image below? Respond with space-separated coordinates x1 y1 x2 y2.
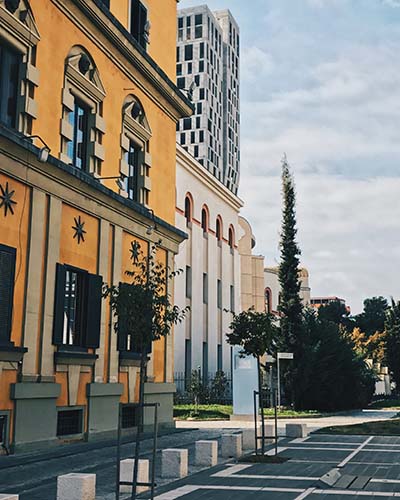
119 95 152 205
60 46 106 175
228 226 235 249
184 195 192 224
216 216 222 243
265 288 272 313
201 206 209 233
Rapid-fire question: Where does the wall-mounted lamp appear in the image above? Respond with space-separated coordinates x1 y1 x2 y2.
25 135 51 163
146 208 157 235
182 80 197 101
98 173 127 191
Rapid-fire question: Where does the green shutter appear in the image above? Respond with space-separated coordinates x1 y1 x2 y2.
52 263 66 345
0 245 16 346
84 273 103 348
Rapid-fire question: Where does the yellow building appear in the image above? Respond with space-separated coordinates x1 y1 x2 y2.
0 0 192 453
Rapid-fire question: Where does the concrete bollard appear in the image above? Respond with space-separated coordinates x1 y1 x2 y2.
162 449 188 478
120 459 149 494
0 495 19 500
57 473 96 500
221 433 242 458
195 440 218 466
286 423 308 438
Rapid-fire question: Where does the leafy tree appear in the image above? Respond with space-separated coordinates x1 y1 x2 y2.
318 300 352 331
226 308 278 453
296 311 376 411
355 296 388 337
103 243 188 497
350 327 385 363
384 299 400 392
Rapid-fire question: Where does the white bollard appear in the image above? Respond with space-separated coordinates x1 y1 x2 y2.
162 449 188 478
241 428 257 449
286 423 308 438
120 459 149 494
221 434 242 458
57 473 96 500
195 440 218 466
0 495 19 500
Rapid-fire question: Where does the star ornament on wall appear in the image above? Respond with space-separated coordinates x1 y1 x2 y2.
72 215 86 244
0 181 17 217
130 240 141 264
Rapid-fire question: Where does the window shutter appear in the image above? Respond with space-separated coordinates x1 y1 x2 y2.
84 273 103 349
53 263 66 345
117 283 130 351
0 245 16 346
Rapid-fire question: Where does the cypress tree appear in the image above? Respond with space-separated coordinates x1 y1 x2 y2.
278 156 303 351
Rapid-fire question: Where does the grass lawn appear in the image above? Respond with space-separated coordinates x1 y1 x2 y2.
174 404 331 420
263 408 326 419
369 399 400 410
317 418 400 436
173 404 233 420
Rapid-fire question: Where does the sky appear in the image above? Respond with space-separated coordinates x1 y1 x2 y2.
180 0 400 314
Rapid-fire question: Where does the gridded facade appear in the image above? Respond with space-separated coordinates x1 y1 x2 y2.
176 6 240 194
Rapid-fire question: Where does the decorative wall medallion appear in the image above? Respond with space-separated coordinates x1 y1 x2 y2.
72 215 86 244
130 240 141 264
0 182 17 217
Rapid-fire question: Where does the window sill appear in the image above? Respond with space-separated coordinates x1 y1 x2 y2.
55 350 98 366
119 351 149 367
0 344 27 363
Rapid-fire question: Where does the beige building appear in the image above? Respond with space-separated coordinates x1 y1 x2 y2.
264 266 311 315
238 217 265 312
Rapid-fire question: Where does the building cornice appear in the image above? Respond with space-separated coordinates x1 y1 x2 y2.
51 0 194 121
176 144 243 212
0 125 187 250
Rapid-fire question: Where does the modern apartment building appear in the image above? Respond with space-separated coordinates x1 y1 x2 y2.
0 0 191 453
176 5 240 194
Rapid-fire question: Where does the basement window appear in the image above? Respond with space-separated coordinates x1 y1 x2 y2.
57 408 83 437
121 405 139 429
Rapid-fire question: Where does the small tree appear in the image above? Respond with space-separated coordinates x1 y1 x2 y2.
103 243 188 498
226 308 278 453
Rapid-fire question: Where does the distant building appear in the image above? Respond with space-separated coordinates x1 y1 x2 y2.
264 267 311 315
310 296 351 314
176 5 240 194
238 217 265 313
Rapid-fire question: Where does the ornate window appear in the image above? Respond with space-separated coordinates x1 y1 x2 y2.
119 96 152 205
0 0 40 134
60 46 106 175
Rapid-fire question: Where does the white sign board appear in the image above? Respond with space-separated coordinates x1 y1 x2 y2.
278 352 294 360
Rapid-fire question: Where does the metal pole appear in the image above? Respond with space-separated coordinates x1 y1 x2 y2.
115 403 122 500
150 403 159 500
274 388 278 456
257 357 265 455
277 355 281 408
253 390 258 455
